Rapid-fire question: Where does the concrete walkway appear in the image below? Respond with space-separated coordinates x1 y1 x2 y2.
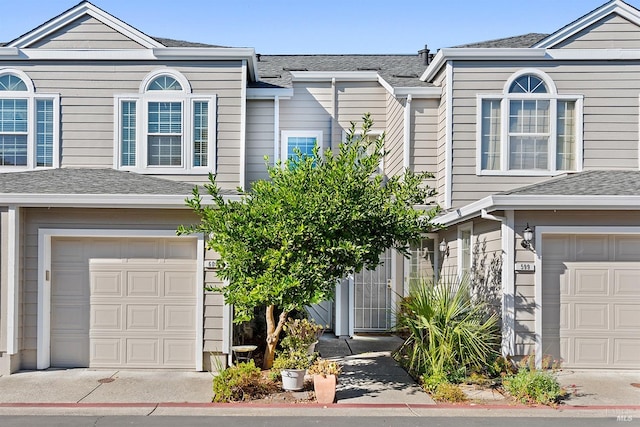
316 334 435 405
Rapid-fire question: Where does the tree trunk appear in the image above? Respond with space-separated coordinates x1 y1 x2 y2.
263 305 288 369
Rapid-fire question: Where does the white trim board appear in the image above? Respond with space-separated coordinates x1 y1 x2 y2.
532 225 640 368
37 228 205 371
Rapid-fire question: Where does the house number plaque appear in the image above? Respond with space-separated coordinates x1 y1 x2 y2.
515 262 535 273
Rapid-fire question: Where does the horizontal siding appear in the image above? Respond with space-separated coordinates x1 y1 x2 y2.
434 69 447 207
336 82 387 144
411 99 438 189
512 210 640 357
3 61 243 189
385 93 404 177
279 82 332 149
450 60 640 208
555 14 640 49
246 100 275 186
30 16 145 49
20 207 221 370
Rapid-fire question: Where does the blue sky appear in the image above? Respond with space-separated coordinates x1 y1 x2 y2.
0 0 631 53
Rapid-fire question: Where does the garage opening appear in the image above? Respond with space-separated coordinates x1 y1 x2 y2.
542 234 640 368
49 237 198 369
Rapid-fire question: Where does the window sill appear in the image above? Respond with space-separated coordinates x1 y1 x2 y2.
118 167 215 175
477 170 576 177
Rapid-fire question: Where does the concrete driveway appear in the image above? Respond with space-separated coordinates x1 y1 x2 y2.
556 369 640 406
0 369 213 404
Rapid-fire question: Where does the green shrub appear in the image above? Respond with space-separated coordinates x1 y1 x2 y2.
503 369 564 405
394 274 500 380
432 382 467 403
212 360 278 402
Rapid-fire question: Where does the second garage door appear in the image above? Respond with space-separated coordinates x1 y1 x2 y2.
542 234 640 368
50 237 197 369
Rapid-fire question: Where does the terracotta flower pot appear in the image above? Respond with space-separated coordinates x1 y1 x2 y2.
313 374 337 404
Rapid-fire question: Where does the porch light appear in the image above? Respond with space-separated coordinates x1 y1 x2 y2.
439 239 449 257
521 224 534 250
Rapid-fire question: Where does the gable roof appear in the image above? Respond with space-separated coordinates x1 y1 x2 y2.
452 33 549 49
533 0 640 48
7 1 163 49
501 170 640 196
254 54 434 89
435 170 640 226
0 168 238 207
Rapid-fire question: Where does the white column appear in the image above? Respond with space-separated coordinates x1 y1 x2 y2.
6 206 19 355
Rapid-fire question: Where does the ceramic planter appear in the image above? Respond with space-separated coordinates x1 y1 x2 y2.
313 374 337 404
281 368 306 391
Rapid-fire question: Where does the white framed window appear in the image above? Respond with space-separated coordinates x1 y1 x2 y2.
280 130 323 162
341 129 385 174
457 223 473 280
0 69 59 170
114 69 216 174
476 69 583 176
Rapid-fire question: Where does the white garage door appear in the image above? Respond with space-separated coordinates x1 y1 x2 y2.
543 234 640 368
50 237 197 369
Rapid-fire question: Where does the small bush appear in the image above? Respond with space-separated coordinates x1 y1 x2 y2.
503 369 564 405
432 382 467 403
212 360 278 402
421 372 448 393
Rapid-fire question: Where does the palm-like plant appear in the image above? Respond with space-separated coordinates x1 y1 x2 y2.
395 274 499 379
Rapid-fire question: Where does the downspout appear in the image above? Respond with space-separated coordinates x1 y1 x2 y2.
481 209 515 358
273 96 280 164
239 60 247 190
331 77 336 150
403 94 412 171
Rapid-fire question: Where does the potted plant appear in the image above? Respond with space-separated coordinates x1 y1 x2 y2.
308 358 342 404
272 349 312 391
281 318 324 355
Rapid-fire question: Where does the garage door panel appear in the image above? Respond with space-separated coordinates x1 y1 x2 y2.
126 339 160 364
573 268 609 296
614 305 640 329
52 304 87 331
124 240 161 260
90 338 122 365
574 338 609 365
164 306 195 330
166 240 197 259
52 270 87 297
574 303 609 330
51 337 89 367
126 271 160 297
613 269 640 295
575 236 609 261
613 339 640 365
91 304 122 330
543 236 571 260
613 236 640 261
91 271 122 296
126 305 160 330
165 271 197 297
164 339 195 365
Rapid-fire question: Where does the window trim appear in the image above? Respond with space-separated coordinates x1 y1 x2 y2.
457 223 473 280
341 129 385 174
0 68 60 171
280 130 323 163
114 69 216 174
476 69 583 176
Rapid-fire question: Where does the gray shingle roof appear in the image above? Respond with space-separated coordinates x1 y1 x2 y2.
501 170 640 196
254 54 433 88
0 168 238 195
452 33 549 48
152 37 229 48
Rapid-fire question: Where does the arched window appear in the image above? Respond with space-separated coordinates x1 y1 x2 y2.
478 69 582 175
0 69 59 169
115 69 215 172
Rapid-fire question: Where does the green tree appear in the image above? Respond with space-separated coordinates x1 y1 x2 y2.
179 114 439 368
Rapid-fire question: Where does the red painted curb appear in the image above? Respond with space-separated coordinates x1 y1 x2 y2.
0 402 638 410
